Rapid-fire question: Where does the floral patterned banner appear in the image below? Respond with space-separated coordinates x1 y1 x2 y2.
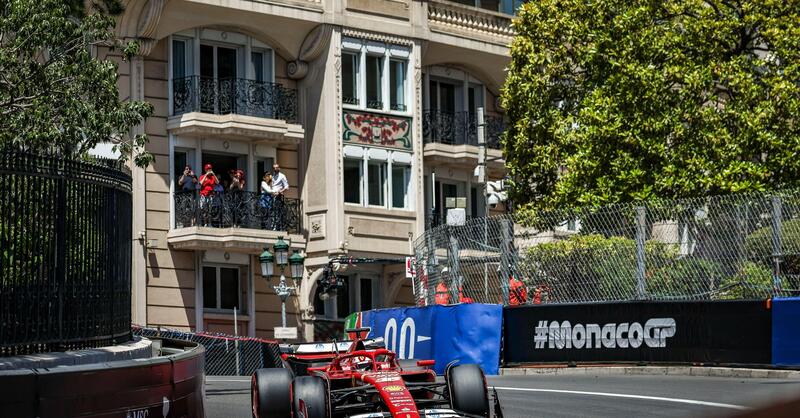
343 110 412 150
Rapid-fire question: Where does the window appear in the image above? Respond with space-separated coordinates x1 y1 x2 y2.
390 59 407 111
366 55 383 109
391 164 410 209
344 158 363 204
172 39 190 79
341 39 409 113
251 50 273 83
367 161 387 206
203 266 241 311
342 52 359 105
344 148 411 210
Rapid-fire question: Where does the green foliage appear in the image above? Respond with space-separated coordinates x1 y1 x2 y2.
524 233 779 300
524 234 677 301
503 0 800 212
744 218 800 290
0 0 153 167
745 219 800 259
718 261 777 299
648 258 728 298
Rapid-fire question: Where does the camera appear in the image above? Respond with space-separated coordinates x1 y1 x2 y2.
487 193 501 208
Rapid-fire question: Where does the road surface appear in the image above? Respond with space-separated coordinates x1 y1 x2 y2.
205 372 800 417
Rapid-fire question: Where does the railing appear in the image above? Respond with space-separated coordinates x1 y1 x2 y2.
0 152 132 356
427 0 516 41
172 76 298 123
422 110 505 149
174 190 302 235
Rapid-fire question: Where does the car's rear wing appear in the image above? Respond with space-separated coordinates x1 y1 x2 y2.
280 337 385 355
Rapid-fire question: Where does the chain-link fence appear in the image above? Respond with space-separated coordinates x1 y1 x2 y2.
133 326 282 376
413 189 800 306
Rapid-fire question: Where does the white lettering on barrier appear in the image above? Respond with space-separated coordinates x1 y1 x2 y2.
533 318 676 350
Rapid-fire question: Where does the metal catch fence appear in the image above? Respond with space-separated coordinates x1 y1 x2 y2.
133 326 282 376
413 189 800 306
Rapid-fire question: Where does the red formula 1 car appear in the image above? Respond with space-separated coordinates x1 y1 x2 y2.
251 328 502 418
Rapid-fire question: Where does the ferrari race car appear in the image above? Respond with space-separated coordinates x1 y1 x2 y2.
251 328 503 418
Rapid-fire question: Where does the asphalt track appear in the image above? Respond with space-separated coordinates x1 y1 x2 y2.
205 373 800 417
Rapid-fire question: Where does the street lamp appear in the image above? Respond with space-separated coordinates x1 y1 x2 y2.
259 247 274 277
289 250 305 280
259 236 305 338
274 236 289 266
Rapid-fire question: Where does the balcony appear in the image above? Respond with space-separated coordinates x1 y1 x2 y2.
422 110 506 169
427 0 517 45
422 110 504 148
168 191 304 253
168 76 303 144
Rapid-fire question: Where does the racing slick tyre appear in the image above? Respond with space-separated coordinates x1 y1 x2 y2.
292 376 330 418
251 368 293 418
447 364 489 417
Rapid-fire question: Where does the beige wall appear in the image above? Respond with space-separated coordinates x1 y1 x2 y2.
122 0 512 340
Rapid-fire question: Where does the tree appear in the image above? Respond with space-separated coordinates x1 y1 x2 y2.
502 0 800 212
0 0 153 166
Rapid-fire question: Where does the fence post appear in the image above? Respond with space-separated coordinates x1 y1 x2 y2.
54 161 68 349
425 229 437 306
635 206 647 299
448 232 461 303
771 195 783 294
500 218 513 305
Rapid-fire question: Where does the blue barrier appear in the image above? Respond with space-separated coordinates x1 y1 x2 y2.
360 304 503 375
772 297 800 366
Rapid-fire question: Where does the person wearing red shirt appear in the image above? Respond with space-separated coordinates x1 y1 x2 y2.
198 163 218 197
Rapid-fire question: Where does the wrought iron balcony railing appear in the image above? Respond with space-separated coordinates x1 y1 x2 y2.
422 110 505 149
172 76 298 123
174 190 302 235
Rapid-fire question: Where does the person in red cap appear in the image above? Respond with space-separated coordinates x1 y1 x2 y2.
199 164 217 197
198 164 218 226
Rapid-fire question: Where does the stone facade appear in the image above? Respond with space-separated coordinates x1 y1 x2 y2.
117 0 513 341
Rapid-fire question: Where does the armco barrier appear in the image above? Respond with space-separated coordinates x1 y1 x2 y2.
503 300 772 365
772 297 800 366
0 338 205 417
352 304 503 375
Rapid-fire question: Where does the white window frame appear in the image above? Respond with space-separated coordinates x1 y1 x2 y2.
168 30 276 116
202 264 242 313
341 37 411 116
343 145 413 211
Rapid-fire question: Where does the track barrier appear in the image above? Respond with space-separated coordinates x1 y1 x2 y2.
503 300 772 365
772 297 800 366
353 297 800 371
0 338 204 417
348 304 503 375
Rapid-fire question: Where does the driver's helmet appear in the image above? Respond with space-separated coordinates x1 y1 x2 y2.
354 356 372 371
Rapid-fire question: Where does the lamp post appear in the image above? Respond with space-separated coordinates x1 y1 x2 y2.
259 236 305 332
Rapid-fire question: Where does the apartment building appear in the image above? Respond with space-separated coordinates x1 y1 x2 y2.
115 0 516 341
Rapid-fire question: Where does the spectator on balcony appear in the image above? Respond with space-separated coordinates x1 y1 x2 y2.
272 163 288 194
199 164 218 197
198 164 218 226
271 163 289 230
260 173 276 229
229 169 247 227
178 165 198 191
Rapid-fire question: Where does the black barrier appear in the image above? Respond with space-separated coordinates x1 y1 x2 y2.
503 300 772 365
0 339 205 417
